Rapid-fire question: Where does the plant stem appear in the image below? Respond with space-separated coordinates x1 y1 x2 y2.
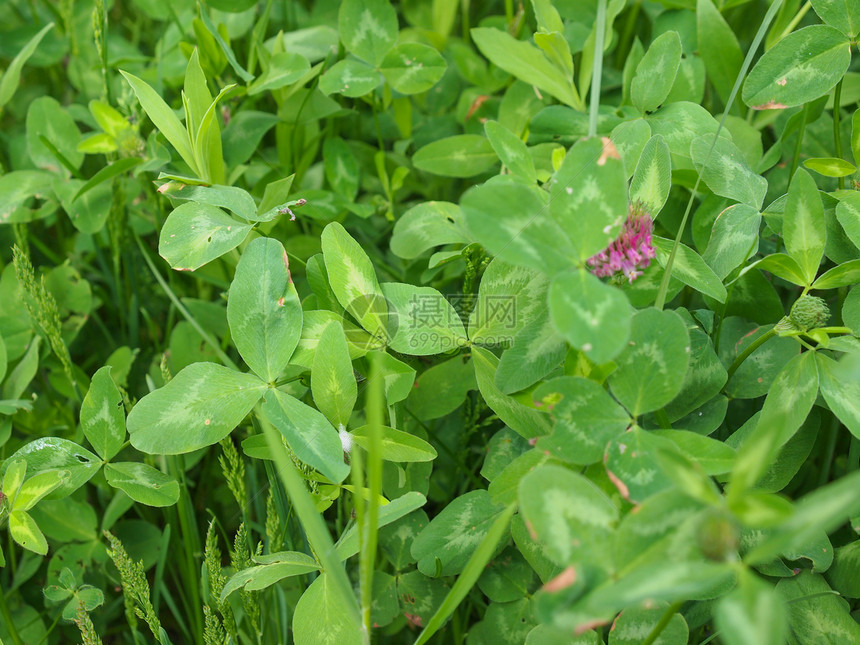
359 353 384 641
0 587 25 645
833 78 844 190
588 0 607 139
725 328 777 382
257 408 362 633
642 601 683 645
777 1 811 41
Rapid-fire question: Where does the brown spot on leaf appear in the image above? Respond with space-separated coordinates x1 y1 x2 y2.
543 566 578 592
598 138 621 166
752 101 788 110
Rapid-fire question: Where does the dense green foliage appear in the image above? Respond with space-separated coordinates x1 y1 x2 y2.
1 0 860 643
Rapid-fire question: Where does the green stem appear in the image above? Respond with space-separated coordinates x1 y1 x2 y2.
642 601 684 645
0 587 25 645
833 78 844 190
777 1 811 41
588 0 607 139
359 353 384 642
725 328 777 382
257 408 362 634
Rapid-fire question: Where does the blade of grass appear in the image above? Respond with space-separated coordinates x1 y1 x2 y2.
360 353 384 641
588 0 607 139
655 0 784 310
256 408 362 633
413 503 517 645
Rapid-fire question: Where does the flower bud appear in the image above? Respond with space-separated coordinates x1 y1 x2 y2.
790 296 830 331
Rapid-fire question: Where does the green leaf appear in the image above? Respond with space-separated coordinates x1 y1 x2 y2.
390 201 470 260
3 437 99 499
631 31 682 113
696 0 743 109
318 58 381 97
608 308 690 416
413 134 497 178
702 204 761 280
630 135 671 217
321 222 390 342
483 120 536 183
835 191 860 251
742 25 851 110
103 462 180 507
578 561 735 623
783 169 825 285
248 52 310 95
80 366 125 461
0 22 54 109
127 362 267 454
221 552 320 601
812 259 860 289
715 570 786 645
549 137 628 262
335 491 428 559
120 70 197 174
26 96 83 172
368 351 415 405
691 135 768 209
518 464 618 569
609 602 689 645
165 184 256 221
471 27 582 109
461 176 577 275
338 0 398 66
653 236 728 302
549 269 632 365
407 355 476 420
729 352 819 499
811 0 860 38
260 388 350 484
11 469 69 511
0 170 53 223
227 237 301 382
776 572 860 642
803 156 857 177
0 333 6 386
28 498 96 542
745 253 808 286
323 137 360 200
495 313 566 394
380 43 447 94
604 427 678 503
535 376 631 466
469 259 548 344
411 489 506 576
351 425 437 462
816 353 860 440
472 346 552 439
9 510 48 555
312 322 357 427
159 202 252 272
381 282 467 355
293 573 363 645
826 540 860 598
